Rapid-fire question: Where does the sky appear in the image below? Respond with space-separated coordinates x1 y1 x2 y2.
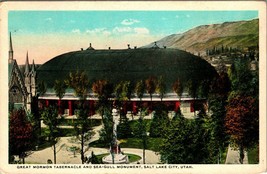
8 11 258 65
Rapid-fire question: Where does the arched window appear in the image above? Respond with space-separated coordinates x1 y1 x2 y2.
9 86 23 103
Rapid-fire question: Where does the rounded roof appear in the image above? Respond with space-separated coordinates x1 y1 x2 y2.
37 48 217 91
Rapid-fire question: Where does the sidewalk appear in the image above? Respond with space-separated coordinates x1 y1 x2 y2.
225 145 248 164
25 123 160 164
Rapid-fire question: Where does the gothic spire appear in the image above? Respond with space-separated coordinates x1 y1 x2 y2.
9 32 14 62
31 59 36 73
24 51 30 76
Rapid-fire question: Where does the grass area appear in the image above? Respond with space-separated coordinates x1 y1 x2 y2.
129 119 151 132
58 128 77 137
90 137 163 152
41 127 77 137
59 118 102 127
119 137 163 152
247 145 259 164
96 153 141 164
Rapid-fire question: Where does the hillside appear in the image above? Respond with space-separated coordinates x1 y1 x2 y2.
144 19 259 55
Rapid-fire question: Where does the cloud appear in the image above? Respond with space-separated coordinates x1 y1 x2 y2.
113 27 132 33
71 29 80 33
103 30 112 36
69 20 76 23
161 17 167 20
121 19 140 25
45 17 52 22
134 27 149 34
86 28 106 34
86 28 111 36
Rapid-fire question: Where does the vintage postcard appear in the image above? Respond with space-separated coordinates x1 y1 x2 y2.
0 1 266 174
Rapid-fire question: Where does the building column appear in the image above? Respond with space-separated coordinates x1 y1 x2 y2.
68 100 73 116
45 100 49 107
132 101 137 114
89 100 95 116
190 101 195 112
175 101 180 112
58 100 62 115
123 101 127 115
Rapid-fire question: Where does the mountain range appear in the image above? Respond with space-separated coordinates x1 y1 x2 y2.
144 19 259 56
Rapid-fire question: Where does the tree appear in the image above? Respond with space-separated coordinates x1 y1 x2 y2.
131 110 147 164
135 80 146 111
65 70 91 164
92 80 114 150
149 103 170 138
53 79 67 114
121 81 134 102
139 116 147 164
117 113 132 139
187 79 198 99
9 109 33 164
135 80 145 102
145 76 157 102
225 95 258 164
38 80 47 96
65 70 89 99
198 79 211 99
206 71 230 163
73 105 93 164
228 58 254 95
160 117 208 164
98 108 114 147
114 81 133 138
172 79 184 101
206 97 228 163
145 76 157 112
156 76 166 101
187 79 198 116
88 151 100 164
92 79 113 119
41 106 64 164
92 79 113 101
114 81 123 101
114 81 134 118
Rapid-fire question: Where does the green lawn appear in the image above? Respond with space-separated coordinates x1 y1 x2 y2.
96 153 141 164
41 127 77 137
129 119 151 132
247 145 259 164
59 118 102 127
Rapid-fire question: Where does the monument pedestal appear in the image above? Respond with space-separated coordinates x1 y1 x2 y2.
102 153 129 164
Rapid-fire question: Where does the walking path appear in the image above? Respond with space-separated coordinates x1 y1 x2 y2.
225 145 248 164
26 123 160 164
32 114 243 164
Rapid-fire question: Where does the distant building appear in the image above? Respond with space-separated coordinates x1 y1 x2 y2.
8 33 37 111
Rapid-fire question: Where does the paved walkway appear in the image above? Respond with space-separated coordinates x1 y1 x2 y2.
225 145 248 164
26 123 160 164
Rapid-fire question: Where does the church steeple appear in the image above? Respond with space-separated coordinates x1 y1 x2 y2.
24 51 30 76
30 59 37 97
9 32 14 63
31 59 36 74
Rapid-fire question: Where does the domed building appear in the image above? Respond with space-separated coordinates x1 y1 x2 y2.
37 43 218 117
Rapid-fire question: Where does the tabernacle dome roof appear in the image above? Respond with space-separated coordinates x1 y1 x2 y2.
37 48 218 92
